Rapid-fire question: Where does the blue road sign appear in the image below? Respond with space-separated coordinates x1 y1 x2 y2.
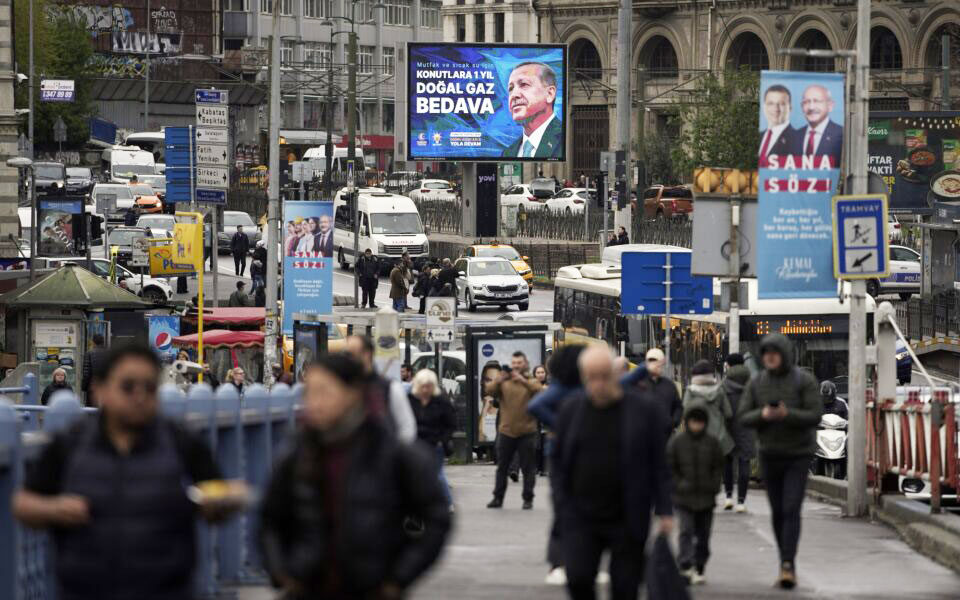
832 194 889 279
195 89 228 104
621 251 713 315
196 189 226 204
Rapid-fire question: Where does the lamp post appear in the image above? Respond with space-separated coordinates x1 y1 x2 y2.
145 0 151 130
7 157 35 281
28 0 34 158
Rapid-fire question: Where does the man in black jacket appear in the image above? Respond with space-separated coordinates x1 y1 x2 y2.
81 333 108 403
231 225 251 276
259 354 450 599
552 345 673 600
357 249 380 308
634 347 683 434
438 258 458 294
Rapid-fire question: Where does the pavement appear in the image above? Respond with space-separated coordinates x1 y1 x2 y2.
237 465 960 600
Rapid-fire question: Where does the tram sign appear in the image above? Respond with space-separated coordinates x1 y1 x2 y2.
832 194 890 280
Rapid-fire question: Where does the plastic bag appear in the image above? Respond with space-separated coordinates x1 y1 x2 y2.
645 533 691 600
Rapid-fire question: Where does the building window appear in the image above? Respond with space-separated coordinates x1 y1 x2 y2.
281 39 293 64
225 0 248 11
456 0 465 4
383 102 395 133
474 14 485 42
303 0 332 18
383 46 395 75
871 27 903 70
795 30 833 72
260 0 291 14
645 36 679 78
729 32 769 72
456 14 466 42
384 0 411 25
358 45 375 74
572 38 602 80
476 0 485 4
420 1 441 29
494 12 504 43
304 42 333 68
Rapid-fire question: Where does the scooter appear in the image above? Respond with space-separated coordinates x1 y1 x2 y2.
813 413 848 480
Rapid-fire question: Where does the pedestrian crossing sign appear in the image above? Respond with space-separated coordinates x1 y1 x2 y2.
832 194 890 280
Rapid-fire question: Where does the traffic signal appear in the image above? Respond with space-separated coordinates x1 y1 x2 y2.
616 178 628 209
594 171 605 209
90 214 104 240
692 167 758 196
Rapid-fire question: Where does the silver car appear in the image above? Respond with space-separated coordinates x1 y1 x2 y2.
453 257 530 312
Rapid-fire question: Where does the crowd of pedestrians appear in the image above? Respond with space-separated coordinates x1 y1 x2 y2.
12 329 827 598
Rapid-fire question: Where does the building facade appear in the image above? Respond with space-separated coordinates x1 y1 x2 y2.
0 0 21 255
450 0 960 180
224 0 444 171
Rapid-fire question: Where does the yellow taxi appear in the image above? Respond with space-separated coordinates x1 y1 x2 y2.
462 242 534 290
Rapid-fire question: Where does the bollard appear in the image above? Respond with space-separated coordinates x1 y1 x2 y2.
241 384 270 577
43 394 85 433
159 384 188 421
214 384 243 582
23 372 38 406
0 400 20 600
186 383 217 599
269 384 296 454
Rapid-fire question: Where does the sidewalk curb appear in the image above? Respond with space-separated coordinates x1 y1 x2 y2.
805 478 960 574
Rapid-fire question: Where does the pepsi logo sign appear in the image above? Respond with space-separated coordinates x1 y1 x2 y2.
154 331 172 350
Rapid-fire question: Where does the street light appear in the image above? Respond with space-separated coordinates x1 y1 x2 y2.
6 157 35 282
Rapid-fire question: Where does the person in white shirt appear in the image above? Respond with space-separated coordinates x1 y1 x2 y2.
502 62 564 159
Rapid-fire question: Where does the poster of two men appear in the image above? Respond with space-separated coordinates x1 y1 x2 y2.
759 80 844 167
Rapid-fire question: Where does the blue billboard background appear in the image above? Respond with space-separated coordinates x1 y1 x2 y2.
408 43 566 161
757 71 844 299
147 315 180 362
282 201 334 335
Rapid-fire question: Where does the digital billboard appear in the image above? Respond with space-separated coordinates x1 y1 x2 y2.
282 201 334 335
407 43 567 161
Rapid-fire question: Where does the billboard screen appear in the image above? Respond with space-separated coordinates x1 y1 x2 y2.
282 201 334 335
868 112 960 213
407 43 567 161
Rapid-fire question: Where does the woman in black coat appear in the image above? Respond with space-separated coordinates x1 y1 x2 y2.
413 269 431 314
408 368 456 508
41 367 73 405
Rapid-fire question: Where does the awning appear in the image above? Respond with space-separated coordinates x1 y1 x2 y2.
279 129 343 146
183 306 265 326
172 329 264 348
336 134 394 150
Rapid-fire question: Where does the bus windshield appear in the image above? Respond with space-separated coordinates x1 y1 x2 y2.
113 164 156 178
370 213 423 235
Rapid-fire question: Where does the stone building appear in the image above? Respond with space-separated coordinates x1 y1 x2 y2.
0 0 21 255
445 0 960 179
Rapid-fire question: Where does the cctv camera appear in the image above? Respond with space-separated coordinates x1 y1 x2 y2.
14 109 30 116
16 73 27 83
174 360 203 375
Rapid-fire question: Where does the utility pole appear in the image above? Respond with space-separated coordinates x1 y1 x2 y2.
728 197 741 354
264 2 281 387
846 0 871 519
28 0 34 158
942 34 952 111
145 0 151 130
615 0 632 232
348 31 359 308
325 66 334 198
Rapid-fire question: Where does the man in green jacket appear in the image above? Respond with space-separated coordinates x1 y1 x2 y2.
738 333 822 591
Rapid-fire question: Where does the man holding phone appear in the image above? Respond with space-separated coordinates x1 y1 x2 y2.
738 334 822 591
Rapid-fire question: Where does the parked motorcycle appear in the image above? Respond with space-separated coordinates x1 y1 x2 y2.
813 413 848 480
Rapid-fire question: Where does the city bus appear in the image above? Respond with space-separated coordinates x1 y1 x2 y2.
553 244 876 382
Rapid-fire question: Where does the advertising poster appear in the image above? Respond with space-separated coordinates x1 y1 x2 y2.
408 43 566 161
473 336 544 444
150 221 202 276
756 71 844 299
868 112 960 212
147 315 180 362
38 198 83 256
282 201 334 334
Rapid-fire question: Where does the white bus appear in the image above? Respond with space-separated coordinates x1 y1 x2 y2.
553 244 876 381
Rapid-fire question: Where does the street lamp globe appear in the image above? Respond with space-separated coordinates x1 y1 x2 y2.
6 157 32 169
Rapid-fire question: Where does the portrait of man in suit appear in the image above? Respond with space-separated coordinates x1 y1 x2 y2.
312 213 333 258
501 62 563 159
759 84 797 166
795 84 843 166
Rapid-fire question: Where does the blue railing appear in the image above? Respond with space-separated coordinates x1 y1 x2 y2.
0 374 302 600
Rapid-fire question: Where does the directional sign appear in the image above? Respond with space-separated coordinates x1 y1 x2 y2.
196 166 229 188
195 89 228 104
195 188 226 204
196 143 229 166
621 251 713 315
196 104 228 127
426 297 456 342
195 127 228 144
832 194 889 279
130 235 149 267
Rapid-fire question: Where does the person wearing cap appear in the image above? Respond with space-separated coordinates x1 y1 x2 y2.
634 348 683 435
738 333 822 590
819 380 848 420
721 353 755 512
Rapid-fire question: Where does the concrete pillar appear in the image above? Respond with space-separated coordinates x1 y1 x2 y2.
0 0 21 256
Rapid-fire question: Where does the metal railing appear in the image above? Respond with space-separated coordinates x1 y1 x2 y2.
0 377 301 599
895 293 960 340
416 199 463 236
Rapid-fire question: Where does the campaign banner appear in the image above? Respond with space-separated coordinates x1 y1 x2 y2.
147 315 180 361
149 221 202 275
756 71 844 299
38 198 84 256
408 43 566 161
282 201 334 335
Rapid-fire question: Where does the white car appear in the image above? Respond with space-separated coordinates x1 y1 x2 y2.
868 244 920 300
545 188 593 214
888 214 902 242
410 350 467 396
408 179 456 202
44 257 173 303
91 183 136 221
500 184 547 212
453 256 530 312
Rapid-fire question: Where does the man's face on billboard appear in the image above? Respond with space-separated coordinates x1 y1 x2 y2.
763 90 790 128
319 214 331 234
508 64 556 126
801 85 833 128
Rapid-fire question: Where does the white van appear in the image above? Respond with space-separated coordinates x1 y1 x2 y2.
332 188 430 272
302 145 366 173
101 145 157 183
123 131 166 173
